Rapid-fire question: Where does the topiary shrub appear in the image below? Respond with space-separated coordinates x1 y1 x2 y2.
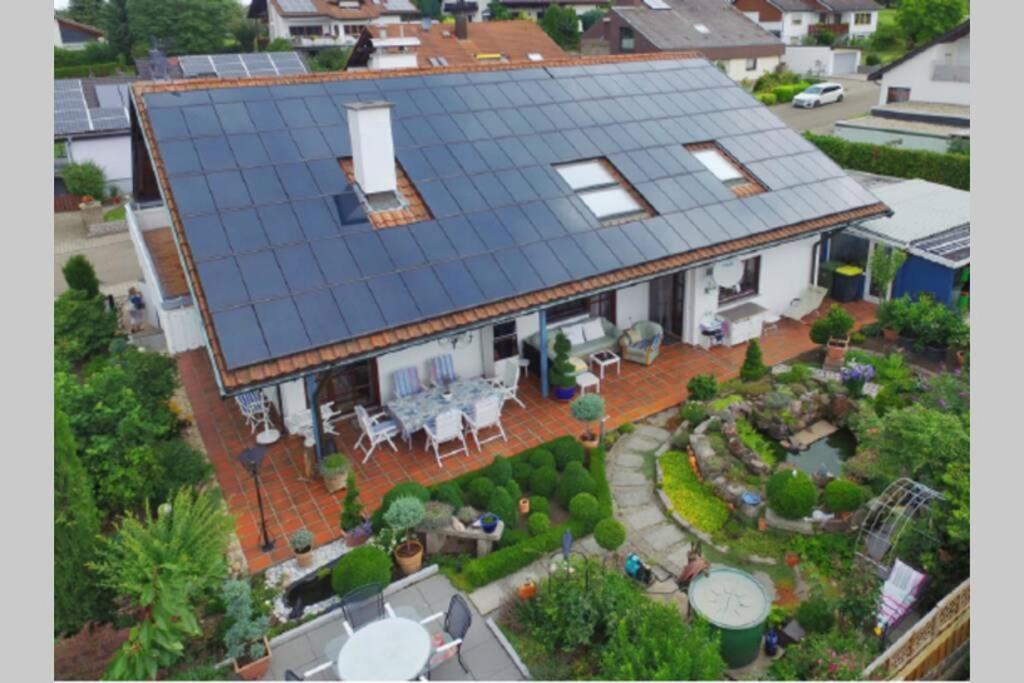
528 495 550 516
486 455 512 486
431 481 463 510
371 482 430 531
740 339 768 381
686 374 718 401
331 546 392 597
62 255 100 298
512 461 533 489
552 438 585 471
504 479 522 502
486 487 516 528
594 517 626 551
570 394 605 441
529 448 555 470
680 401 708 425
810 304 856 344
497 528 529 549
823 479 865 513
529 466 558 498
528 512 551 537
796 594 835 634
467 477 497 509
767 470 818 520
557 461 598 508
568 492 601 533
63 161 107 199
549 332 577 392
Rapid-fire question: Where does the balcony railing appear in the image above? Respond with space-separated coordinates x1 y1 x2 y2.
290 34 357 49
933 63 970 83
862 578 970 680
809 22 850 36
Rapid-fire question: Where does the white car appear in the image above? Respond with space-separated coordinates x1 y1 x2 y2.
792 82 845 108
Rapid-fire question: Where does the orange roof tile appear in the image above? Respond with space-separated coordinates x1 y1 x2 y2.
142 227 190 299
365 20 569 67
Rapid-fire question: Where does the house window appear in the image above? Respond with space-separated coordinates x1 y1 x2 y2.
686 142 766 197
343 25 363 37
553 159 651 223
493 321 519 361
718 256 761 304
745 57 758 71
619 27 635 52
886 87 911 104
547 292 616 325
792 16 803 26
854 13 872 25
289 25 324 37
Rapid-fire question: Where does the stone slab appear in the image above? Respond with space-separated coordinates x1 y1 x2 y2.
647 523 688 551
615 452 646 469
634 424 671 440
623 506 665 531
614 487 657 509
790 420 838 448
611 470 647 486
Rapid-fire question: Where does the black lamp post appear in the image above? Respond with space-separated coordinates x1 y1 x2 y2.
239 446 275 553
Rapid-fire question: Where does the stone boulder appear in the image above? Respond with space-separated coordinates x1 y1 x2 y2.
830 394 853 421
690 434 728 478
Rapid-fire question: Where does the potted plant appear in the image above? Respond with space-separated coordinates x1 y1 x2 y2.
290 528 315 568
78 195 104 226
479 512 500 534
518 498 530 515
810 305 855 364
877 296 910 342
383 496 426 575
320 453 350 494
223 579 272 681
840 362 874 398
419 500 453 554
868 246 906 306
549 332 577 401
517 578 537 600
339 471 371 546
764 606 787 656
570 393 605 450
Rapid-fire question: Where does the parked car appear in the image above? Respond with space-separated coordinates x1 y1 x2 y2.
792 82 845 108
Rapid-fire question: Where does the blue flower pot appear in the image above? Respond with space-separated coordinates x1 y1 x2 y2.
554 385 576 401
764 628 780 657
479 514 499 534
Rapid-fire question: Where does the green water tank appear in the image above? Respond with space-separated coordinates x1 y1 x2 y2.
688 567 771 669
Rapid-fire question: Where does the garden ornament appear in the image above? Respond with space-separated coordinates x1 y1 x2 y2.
677 541 711 589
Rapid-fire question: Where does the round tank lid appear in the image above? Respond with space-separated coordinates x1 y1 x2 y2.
688 567 771 630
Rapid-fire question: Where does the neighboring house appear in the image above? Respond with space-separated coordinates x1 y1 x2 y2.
581 0 785 82
54 14 105 50
248 0 422 51
732 0 881 46
127 52 888 458
54 78 133 197
783 44 861 76
868 19 969 107
347 18 567 70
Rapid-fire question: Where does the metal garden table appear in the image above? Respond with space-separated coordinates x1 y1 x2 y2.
335 617 432 681
386 378 500 439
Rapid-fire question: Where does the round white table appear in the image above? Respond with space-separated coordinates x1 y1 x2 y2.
255 428 280 445
336 617 432 681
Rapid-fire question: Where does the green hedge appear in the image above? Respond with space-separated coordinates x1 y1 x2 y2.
772 82 810 104
55 62 130 79
804 133 969 190
755 92 777 106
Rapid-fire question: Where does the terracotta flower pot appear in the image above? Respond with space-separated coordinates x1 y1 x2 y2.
579 432 600 451
518 498 530 515
323 471 347 494
784 552 800 567
517 579 537 600
295 548 313 568
233 637 272 681
395 539 424 575
757 517 768 531
882 327 899 342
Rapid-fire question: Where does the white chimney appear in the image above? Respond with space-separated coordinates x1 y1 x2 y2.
344 101 397 196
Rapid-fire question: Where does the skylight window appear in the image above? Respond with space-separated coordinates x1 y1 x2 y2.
694 24 710 34
554 159 649 223
527 53 544 62
685 142 766 197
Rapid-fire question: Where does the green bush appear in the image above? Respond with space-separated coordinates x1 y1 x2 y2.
54 289 118 367
54 62 124 79
63 255 101 297
680 401 708 425
265 37 293 51
552 438 585 471
556 461 597 508
796 594 835 634
464 524 566 588
805 132 969 190
62 161 107 198
431 481 464 509
308 48 351 72
504 478 522 502
772 83 808 103
528 495 550 516
823 479 865 513
529 447 556 470
618 422 636 434
467 477 497 509
767 470 818 520
568 492 601 533
486 487 516 527
486 455 513 485
590 448 613 520
370 482 429 531
686 374 718 400
755 92 777 106
529 466 558 498
594 518 626 552
659 451 729 533
810 304 856 344
776 363 813 385
151 439 213 505
498 528 529 549
331 546 392 597
865 53 881 66
740 339 768 381
528 512 551 537
549 332 577 390
512 461 533 489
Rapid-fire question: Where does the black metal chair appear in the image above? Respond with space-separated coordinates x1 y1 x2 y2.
340 582 396 635
420 594 473 676
284 670 303 681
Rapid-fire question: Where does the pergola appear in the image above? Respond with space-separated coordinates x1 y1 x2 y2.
856 478 943 578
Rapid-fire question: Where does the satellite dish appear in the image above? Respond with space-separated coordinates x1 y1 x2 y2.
712 259 743 289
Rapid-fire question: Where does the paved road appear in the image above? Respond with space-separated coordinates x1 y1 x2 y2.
768 76 880 134
54 211 142 295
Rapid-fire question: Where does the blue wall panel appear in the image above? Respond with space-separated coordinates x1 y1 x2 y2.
893 256 956 307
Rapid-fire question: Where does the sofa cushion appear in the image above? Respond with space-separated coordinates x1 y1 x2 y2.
564 324 586 346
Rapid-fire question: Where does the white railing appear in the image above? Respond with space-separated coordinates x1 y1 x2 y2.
291 35 357 49
932 63 970 82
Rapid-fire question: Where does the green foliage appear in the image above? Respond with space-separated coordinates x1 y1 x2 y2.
222 579 270 662
529 466 558 498
740 339 768 381
810 304 856 344
54 42 119 68
766 470 817 520
464 523 566 588
686 373 718 401
151 439 212 506
504 478 522 502
618 422 636 434
467 477 497 509
101 0 133 58
570 393 604 423
755 92 777 105
776 363 813 385
659 451 729 533
772 82 812 103
55 411 106 635
63 254 101 297
548 332 576 390
341 471 365 531
66 0 105 27
498 528 529 549
488 1 513 20
768 628 877 680
265 37 293 51
108 345 179 421
371 481 429 530
797 593 835 633
122 0 242 55
918 370 970 418
512 461 534 489
897 0 966 47
680 401 708 425
735 418 782 467
486 487 517 528
62 161 107 198
593 517 625 552
383 496 426 543
876 404 969 489
869 246 907 302
948 137 970 155
289 528 314 553
539 5 581 51
421 501 454 531
528 511 551 537
331 546 392 597
456 505 479 525
805 132 970 190
54 289 118 366
814 29 836 46
822 479 865 513
529 447 556 470
878 294 969 349
308 48 351 72
487 455 513 486
432 481 464 509
528 495 550 517
568 492 601 533
556 461 597 508
836 571 882 632
865 53 881 66
552 438 585 471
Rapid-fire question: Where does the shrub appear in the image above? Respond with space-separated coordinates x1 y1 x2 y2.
222 579 270 662
755 92 777 105
528 495 550 516
331 546 392 597
63 255 101 297
529 466 558 498
370 482 429 531
54 289 118 366
594 517 626 551
805 132 969 190
467 477 496 509
796 594 835 634
383 496 426 545
498 529 529 549
686 374 718 400
421 501 454 530
529 447 556 470
680 401 708 425
570 394 605 439
740 339 768 381
486 455 513 486
659 451 729 533
289 529 313 553
486 487 516 527
512 461 533 489
431 481 463 510
456 506 479 525
568 492 601 533
865 53 881 66
341 472 365 532
618 422 636 434
463 524 565 588
308 48 351 72
504 478 522 502
265 37 293 51
151 439 213 505
810 304 856 344
528 512 551 536
549 332 577 390
62 161 107 199
767 470 818 520
552 438 585 471
556 461 597 508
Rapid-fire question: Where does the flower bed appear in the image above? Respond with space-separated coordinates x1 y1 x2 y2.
658 451 730 534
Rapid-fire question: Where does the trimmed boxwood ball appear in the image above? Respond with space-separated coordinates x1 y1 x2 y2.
504 478 522 502
556 461 597 508
594 517 626 551
796 594 835 634
686 374 718 401
331 545 392 598
552 438 585 471
467 477 496 509
431 481 463 509
568 492 601 532
529 466 558 498
823 479 864 513
527 512 551 536
486 487 516 528
487 455 513 486
512 461 533 489
529 448 556 471
497 528 528 549
767 469 818 520
371 481 430 531
528 495 550 516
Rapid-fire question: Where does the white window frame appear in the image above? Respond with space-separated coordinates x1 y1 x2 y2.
854 12 872 26
745 57 758 71
692 149 746 187
554 160 645 222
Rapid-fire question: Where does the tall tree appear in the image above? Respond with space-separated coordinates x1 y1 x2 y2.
66 0 106 28
540 5 581 51
55 411 106 635
101 0 133 58
896 0 966 48
125 0 240 55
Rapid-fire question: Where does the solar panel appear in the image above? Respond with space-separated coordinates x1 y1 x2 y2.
53 80 92 136
179 52 308 79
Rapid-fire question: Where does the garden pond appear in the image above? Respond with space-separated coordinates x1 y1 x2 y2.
784 428 857 478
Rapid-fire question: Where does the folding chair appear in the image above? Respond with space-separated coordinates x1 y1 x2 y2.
423 409 470 469
393 366 424 399
430 354 459 388
463 395 508 451
487 358 526 409
419 594 472 679
353 405 400 464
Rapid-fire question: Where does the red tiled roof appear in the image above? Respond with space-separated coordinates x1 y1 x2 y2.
142 227 190 299
366 20 569 66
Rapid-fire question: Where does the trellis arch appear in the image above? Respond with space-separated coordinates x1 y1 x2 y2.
856 478 942 577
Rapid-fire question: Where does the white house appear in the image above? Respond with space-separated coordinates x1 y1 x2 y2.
54 79 133 196
54 14 105 50
733 0 881 46
868 19 969 107
248 0 422 51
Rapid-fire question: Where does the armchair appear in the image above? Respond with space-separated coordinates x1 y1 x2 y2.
619 321 663 366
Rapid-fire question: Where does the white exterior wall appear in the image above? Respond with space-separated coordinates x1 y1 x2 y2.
375 334 488 402
69 135 132 194
783 45 833 76
369 51 420 70
877 34 970 106
833 122 957 154
842 10 877 38
722 55 781 82
780 12 816 45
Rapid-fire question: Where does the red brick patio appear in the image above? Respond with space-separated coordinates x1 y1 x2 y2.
177 300 876 572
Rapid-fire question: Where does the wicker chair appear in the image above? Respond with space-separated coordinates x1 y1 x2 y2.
619 321 664 365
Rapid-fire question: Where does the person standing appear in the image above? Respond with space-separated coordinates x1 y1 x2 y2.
127 287 145 333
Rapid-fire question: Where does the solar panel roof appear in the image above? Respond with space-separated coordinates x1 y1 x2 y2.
139 56 884 373
54 79 130 137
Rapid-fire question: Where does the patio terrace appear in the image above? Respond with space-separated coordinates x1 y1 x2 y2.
177 300 876 572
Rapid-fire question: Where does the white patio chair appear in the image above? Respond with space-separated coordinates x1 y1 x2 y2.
423 408 470 469
463 395 507 452
429 354 459 388
392 366 424 399
234 390 272 433
782 284 828 323
353 405 400 464
487 358 526 409
877 559 928 635
285 407 341 439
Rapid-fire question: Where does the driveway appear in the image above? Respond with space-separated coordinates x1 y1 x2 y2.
54 211 142 296
768 77 879 134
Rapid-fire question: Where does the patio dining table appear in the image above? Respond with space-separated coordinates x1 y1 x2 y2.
387 378 499 438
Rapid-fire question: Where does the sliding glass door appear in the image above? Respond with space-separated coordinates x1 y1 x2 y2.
648 272 685 339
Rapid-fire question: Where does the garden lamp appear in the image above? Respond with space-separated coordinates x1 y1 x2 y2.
239 446 275 553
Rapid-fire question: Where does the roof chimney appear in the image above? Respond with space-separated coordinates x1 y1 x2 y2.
455 14 469 40
344 101 397 196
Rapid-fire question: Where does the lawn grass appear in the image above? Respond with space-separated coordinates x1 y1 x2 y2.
659 451 729 533
102 205 126 222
